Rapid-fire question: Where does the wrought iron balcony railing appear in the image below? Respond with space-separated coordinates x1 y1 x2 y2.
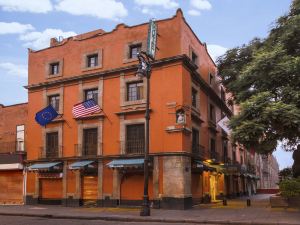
39 146 62 159
126 139 145 154
75 144 97 157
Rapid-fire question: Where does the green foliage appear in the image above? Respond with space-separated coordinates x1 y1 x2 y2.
279 178 300 197
217 0 300 153
279 167 293 181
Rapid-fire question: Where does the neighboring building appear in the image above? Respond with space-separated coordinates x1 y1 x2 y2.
0 103 27 204
257 154 279 192
25 10 256 209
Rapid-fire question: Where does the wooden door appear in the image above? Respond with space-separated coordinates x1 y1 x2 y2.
82 175 98 205
0 171 23 204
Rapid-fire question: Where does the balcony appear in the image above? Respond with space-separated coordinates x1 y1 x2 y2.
75 144 97 157
39 146 62 159
0 141 25 153
125 139 145 155
192 144 205 158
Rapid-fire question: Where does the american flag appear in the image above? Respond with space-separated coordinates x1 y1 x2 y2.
72 99 102 118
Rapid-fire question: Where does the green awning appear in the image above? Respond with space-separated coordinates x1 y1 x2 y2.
107 158 144 168
69 160 94 170
28 162 61 171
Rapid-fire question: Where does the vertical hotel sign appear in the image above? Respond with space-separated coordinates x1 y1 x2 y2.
147 19 157 60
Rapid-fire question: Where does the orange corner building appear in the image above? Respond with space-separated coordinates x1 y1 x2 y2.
25 9 240 209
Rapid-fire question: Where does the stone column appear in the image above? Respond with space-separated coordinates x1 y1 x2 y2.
97 160 103 206
162 155 192 209
112 169 121 206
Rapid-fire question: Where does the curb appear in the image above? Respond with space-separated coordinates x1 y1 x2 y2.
0 212 299 225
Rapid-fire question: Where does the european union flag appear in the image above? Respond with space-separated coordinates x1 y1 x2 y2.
35 105 58 126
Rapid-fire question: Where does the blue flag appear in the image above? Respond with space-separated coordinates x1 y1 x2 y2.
35 105 58 126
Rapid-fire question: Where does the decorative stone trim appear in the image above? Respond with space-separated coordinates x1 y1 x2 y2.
43 85 64 115
123 40 147 64
81 49 103 71
43 125 63 158
120 73 147 110
119 117 145 154
45 58 64 79
76 119 103 156
78 78 103 108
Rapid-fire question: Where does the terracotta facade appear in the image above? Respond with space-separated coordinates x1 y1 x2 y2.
25 10 253 209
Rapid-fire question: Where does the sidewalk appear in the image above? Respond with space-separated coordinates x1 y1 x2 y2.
0 195 299 225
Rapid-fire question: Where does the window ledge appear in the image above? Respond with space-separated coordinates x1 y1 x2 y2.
123 58 138 64
115 108 152 115
82 65 102 72
46 74 63 79
191 106 200 116
74 113 105 120
121 100 146 110
49 117 65 123
165 125 192 134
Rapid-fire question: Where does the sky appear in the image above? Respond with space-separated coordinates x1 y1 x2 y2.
0 0 294 169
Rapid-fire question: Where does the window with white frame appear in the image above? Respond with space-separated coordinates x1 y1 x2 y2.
16 125 24 151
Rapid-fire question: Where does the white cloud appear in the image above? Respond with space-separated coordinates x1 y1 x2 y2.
188 9 201 16
190 0 212 10
0 62 27 78
0 22 34 35
207 44 228 62
0 0 52 13
55 0 127 20
134 0 179 9
188 0 211 16
19 28 77 50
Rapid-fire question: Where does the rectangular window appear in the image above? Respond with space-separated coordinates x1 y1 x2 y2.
85 89 98 104
48 95 60 112
126 124 145 154
209 104 216 122
127 81 143 101
223 140 228 162
209 73 214 85
192 128 200 154
87 54 98 67
192 88 197 108
46 132 58 158
83 128 98 156
221 88 226 102
50 62 59 75
129 44 142 59
16 125 25 151
192 51 198 65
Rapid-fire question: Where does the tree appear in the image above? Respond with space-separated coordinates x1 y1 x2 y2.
279 167 293 181
217 0 300 154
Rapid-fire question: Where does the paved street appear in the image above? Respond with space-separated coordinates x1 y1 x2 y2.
0 215 213 225
0 195 299 225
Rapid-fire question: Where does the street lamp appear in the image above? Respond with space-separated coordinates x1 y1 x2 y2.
136 51 152 216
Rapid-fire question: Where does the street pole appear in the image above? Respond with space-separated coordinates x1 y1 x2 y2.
137 52 151 216
138 52 151 216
